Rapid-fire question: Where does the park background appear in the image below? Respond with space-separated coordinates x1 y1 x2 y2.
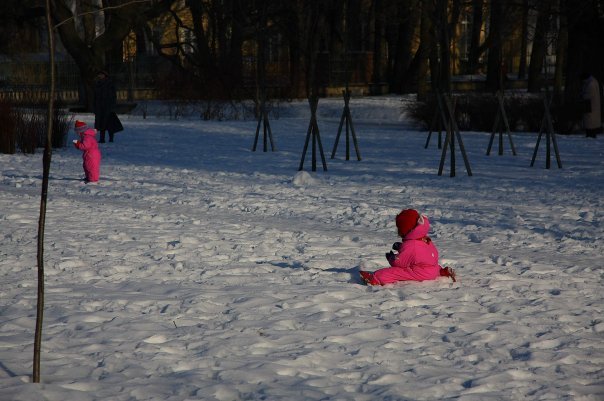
0 1 603 399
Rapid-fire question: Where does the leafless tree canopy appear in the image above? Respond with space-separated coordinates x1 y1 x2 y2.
1 1 603 107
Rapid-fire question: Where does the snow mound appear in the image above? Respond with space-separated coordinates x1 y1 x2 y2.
292 171 317 186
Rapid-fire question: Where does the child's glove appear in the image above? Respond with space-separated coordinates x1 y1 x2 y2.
386 250 396 264
392 242 402 251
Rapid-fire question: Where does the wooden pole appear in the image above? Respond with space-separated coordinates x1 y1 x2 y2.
438 94 472 177
425 94 444 149
252 98 276 152
299 96 327 171
530 93 562 168
331 89 361 160
486 91 516 156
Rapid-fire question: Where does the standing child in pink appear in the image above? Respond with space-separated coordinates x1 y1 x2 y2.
360 209 456 285
73 120 101 183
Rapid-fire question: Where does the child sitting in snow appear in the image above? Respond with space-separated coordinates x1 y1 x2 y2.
73 120 101 184
360 209 456 285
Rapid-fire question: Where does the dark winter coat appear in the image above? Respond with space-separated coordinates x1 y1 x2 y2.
106 111 124 135
582 75 602 130
93 76 117 131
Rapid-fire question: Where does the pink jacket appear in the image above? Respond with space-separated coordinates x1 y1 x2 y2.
373 216 441 284
75 128 101 182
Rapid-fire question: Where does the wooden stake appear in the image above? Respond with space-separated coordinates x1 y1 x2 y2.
487 91 516 156
299 96 328 171
437 94 472 177
331 89 361 161
252 98 276 152
530 93 562 169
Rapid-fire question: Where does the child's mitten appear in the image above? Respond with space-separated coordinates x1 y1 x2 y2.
386 250 396 264
392 242 402 251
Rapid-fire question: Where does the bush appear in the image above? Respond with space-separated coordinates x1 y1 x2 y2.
16 109 43 154
0 98 73 154
0 99 18 154
405 93 549 133
51 103 73 148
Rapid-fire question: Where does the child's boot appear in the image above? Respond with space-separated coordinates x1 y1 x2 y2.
359 271 380 285
440 266 457 282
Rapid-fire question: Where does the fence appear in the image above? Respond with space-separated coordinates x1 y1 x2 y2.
0 52 379 104
0 56 165 106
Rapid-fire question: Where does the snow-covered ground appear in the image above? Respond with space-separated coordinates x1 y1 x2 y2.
1 95 603 401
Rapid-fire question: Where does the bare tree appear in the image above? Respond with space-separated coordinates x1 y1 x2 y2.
51 0 176 109
33 0 56 382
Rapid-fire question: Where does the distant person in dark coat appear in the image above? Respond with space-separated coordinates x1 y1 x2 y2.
93 70 117 143
581 72 602 138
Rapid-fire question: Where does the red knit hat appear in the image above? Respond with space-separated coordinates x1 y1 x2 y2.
74 120 87 134
396 209 419 237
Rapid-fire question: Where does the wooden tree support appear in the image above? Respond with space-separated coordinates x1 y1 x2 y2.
425 94 445 149
530 94 562 169
252 99 276 152
438 94 473 177
487 91 517 156
331 89 361 161
299 96 328 171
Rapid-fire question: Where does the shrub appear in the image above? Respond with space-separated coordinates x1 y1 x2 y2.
0 98 73 154
51 101 73 148
0 99 18 154
405 93 550 133
16 109 42 154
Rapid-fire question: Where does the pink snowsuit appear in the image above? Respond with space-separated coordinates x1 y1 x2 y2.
75 128 101 182
373 216 441 284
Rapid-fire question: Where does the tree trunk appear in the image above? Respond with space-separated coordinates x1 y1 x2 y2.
553 0 567 99
517 0 529 79
256 1 268 114
447 0 462 74
485 0 503 92
370 0 385 85
417 0 434 100
347 0 364 50
389 0 420 93
284 1 304 98
229 1 244 92
436 0 451 93
467 0 484 74
527 1 553 93
186 0 223 93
